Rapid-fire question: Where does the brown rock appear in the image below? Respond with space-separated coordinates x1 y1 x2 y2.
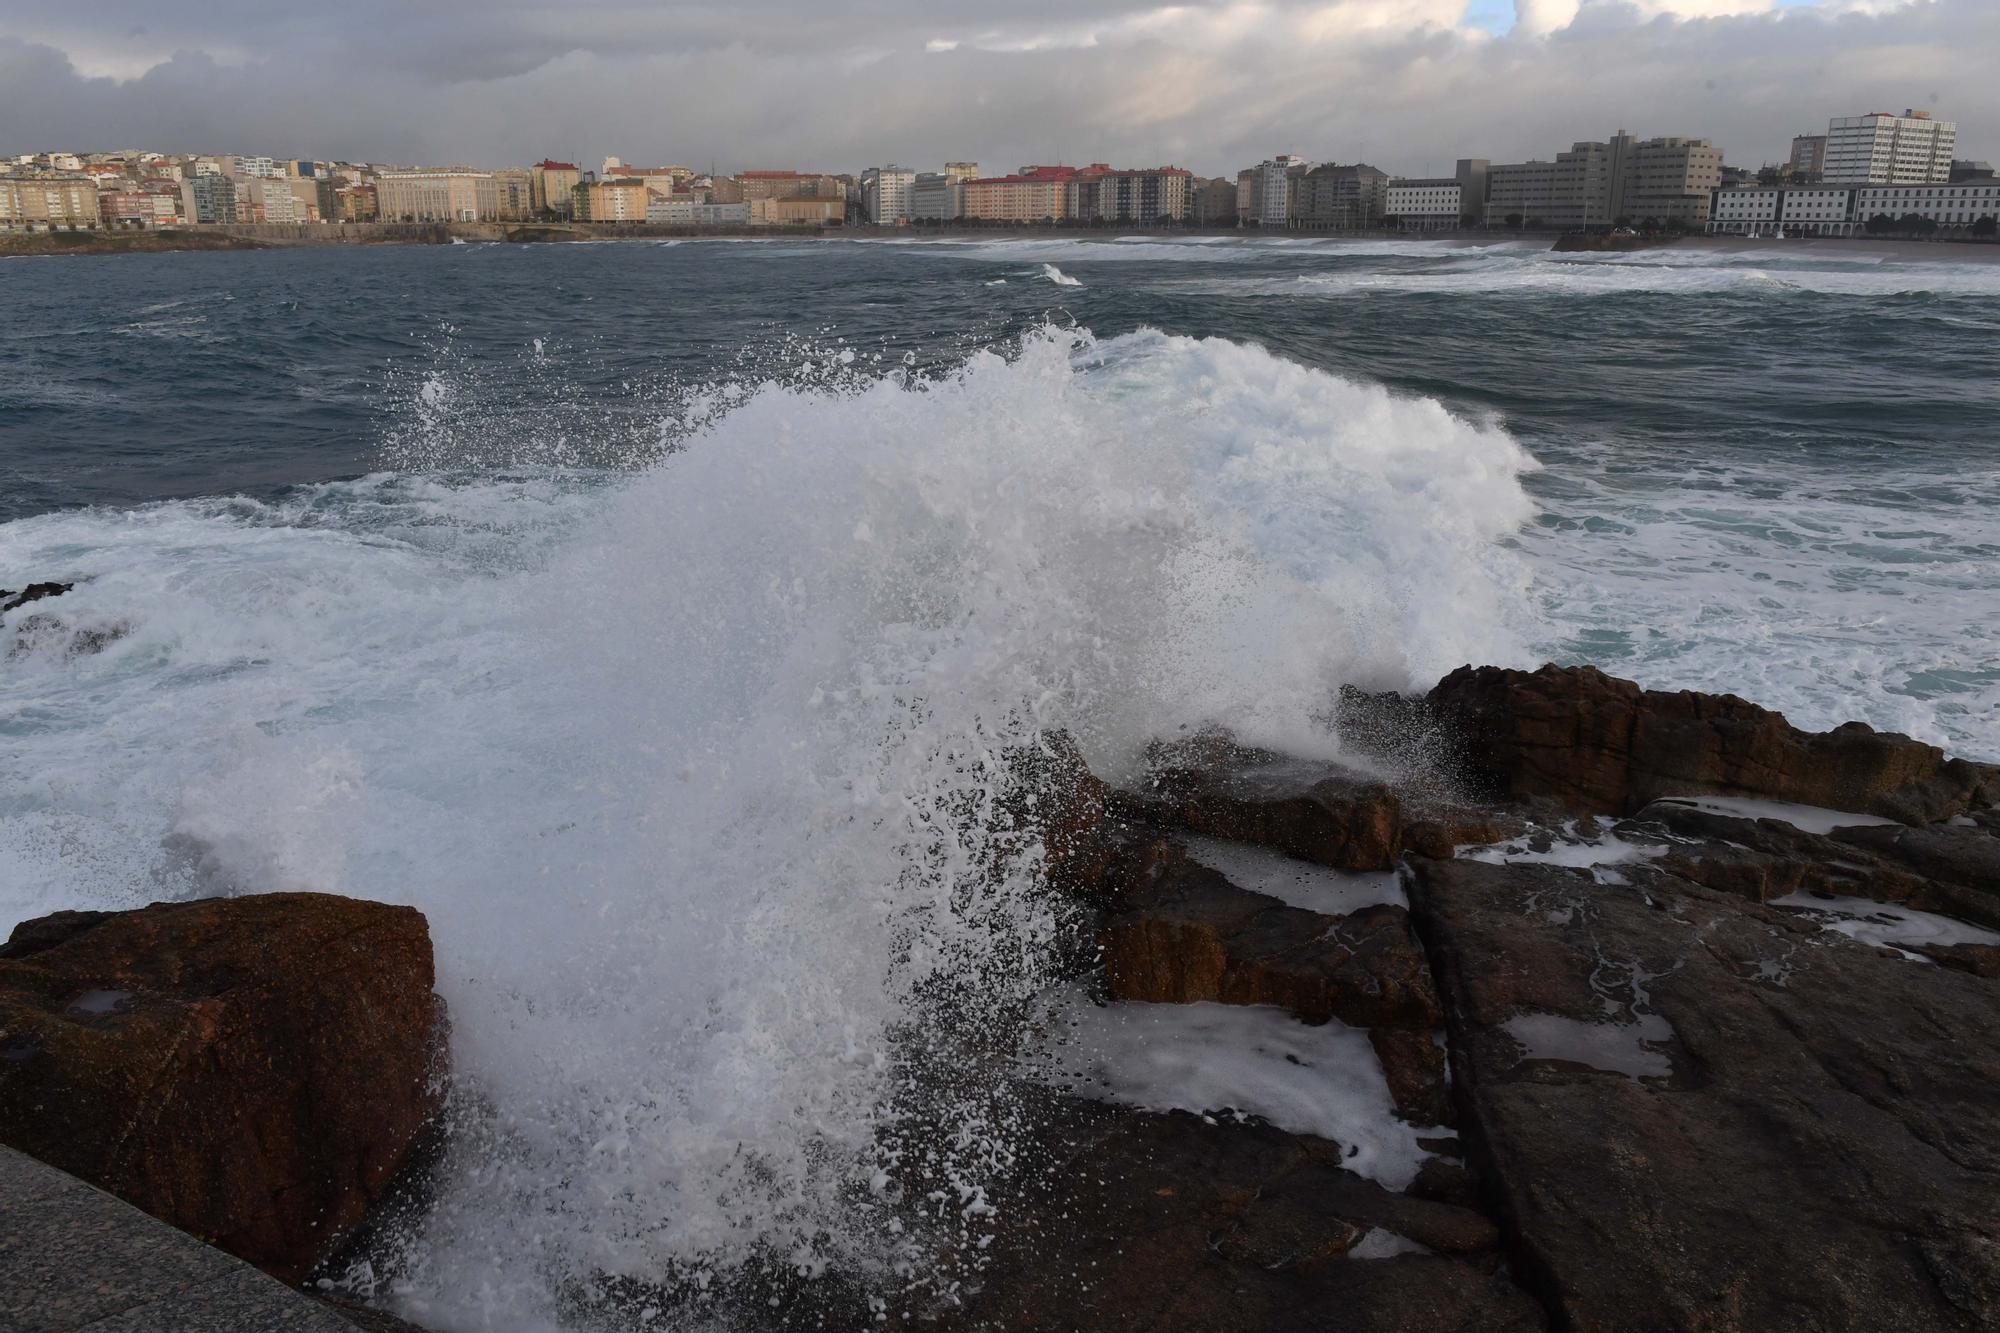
1113 733 1404 871
1099 858 1443 1033
0 893 446 1282
1098 856 1448 1124
1631 800 2000 931
1399 801 1528 860
1830 821 2000 900
1405 855 2000 1332
1427 663 1999 823
1912 942 2000 977
996 728 1111 898
1368 1026 1454 1129
950 1100 1545 1332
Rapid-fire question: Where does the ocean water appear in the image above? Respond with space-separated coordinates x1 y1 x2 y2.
3 235 1997 1327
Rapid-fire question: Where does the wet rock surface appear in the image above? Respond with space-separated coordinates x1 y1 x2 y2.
1407 853 2000 1331
1099 851 1440 1031
945 1100 1546 1333
0 581 74 616
0 893 447 1284
1111 731 1406 871
1096 847 1450 1125
1430 663 2000 822
995 662 2000 1332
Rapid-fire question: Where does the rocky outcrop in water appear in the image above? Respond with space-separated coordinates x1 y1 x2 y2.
0 893 447 1284
963 662 2000 1332
1428 662 1999 822
1 577 128 658
1 581 74 616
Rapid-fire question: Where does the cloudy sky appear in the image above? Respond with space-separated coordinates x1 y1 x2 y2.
0 0 1987 177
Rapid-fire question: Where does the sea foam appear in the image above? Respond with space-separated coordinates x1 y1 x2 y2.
0 324 1538 1327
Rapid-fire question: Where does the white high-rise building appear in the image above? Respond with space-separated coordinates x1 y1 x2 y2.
861 165 916 224
1823 110 1956 185
1253 154 1310 227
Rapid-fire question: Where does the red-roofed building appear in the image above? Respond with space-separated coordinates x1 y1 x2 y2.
529 160 581 217
963 165 1085 222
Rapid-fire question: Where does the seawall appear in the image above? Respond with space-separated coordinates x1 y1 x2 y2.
0 1144 386 1331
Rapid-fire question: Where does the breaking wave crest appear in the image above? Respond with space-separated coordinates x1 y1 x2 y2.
0 325 1539 1328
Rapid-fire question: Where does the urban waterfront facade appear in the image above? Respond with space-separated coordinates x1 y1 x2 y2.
1487 134 1719 229
1707 180 2000 236
5 99 1992 239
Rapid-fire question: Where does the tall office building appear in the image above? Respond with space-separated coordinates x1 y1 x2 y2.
1823 110 1956 185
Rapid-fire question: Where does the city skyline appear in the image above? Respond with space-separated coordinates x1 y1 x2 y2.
0 0 1992 180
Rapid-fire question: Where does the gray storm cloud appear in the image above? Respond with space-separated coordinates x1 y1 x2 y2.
0 0 1987 174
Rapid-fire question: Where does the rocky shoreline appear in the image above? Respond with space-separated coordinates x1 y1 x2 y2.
2 653 1996 1330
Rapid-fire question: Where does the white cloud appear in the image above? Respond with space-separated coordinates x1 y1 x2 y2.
0 0 1983 177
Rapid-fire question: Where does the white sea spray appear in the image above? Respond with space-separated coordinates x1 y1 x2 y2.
0 323 1540 1326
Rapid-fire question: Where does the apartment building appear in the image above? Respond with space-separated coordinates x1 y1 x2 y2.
332 183 379 222
181 171 239 224
572 178 650 222
1705 180 1997 236
219 155 281 179
1620 136 1723 227
0 174 102 230
529 160 581 217
492 169 533 220
861 166 917 223
1069 166 1194 223
249 177 312 222
1488 143 1619 228
1193 177 1238 226
734 170 841 202
1789 135 1827 178
1295 163 1388 229
1488 133 1719 228
98 185 184 229
962 166 1080 223
911 171 963 220
1824 110 1956 185
1247 155 1310 227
